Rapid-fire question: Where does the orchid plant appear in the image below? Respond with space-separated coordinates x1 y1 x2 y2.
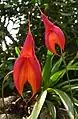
2 6 78 119
13 7 65 98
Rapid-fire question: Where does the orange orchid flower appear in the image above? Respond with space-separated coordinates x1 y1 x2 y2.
39 8 65 55
13 20 42 96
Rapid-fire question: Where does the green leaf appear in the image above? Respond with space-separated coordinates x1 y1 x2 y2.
72 62 78 66
28 90 47 119
67 59 75 66
51 57 62 75
50 69 65 86
15 47 20 56
56 79 78 88
42 54 54 87
67 55 78 70
62 85 78 91
47 88 74 119
46 100 56 119
67 54 78 66
74 98 78 107
67 66 78 71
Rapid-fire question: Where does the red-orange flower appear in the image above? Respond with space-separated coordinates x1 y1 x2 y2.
13 26 42 96
39 9 65 55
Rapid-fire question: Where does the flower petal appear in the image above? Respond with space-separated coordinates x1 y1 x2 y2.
20 31 35 57
27 56 42 96
53 26 65 51
13 57 28 95
45 29 65 55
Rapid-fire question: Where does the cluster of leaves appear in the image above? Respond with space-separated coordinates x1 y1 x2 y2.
29 51 78 119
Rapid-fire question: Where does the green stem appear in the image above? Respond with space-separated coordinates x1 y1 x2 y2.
61 50 75 119
28 12 30 32
2 70 13 119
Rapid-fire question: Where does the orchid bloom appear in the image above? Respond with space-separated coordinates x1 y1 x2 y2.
39 8 65 55
13 20 42 96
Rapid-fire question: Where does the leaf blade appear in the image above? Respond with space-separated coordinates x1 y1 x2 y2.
46 100 56 119
47 88 74 119
28 90 47 119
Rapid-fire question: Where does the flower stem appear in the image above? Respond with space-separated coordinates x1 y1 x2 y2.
2 70 13 119
28 12 30 32
61 50 75 119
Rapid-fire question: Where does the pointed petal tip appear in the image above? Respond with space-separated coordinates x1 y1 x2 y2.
13 57 28 97
62 47 65 52
20 30 35 57
27 57 42 96
18 90 22 96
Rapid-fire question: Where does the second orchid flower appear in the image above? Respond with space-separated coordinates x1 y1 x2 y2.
39 8 65 55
